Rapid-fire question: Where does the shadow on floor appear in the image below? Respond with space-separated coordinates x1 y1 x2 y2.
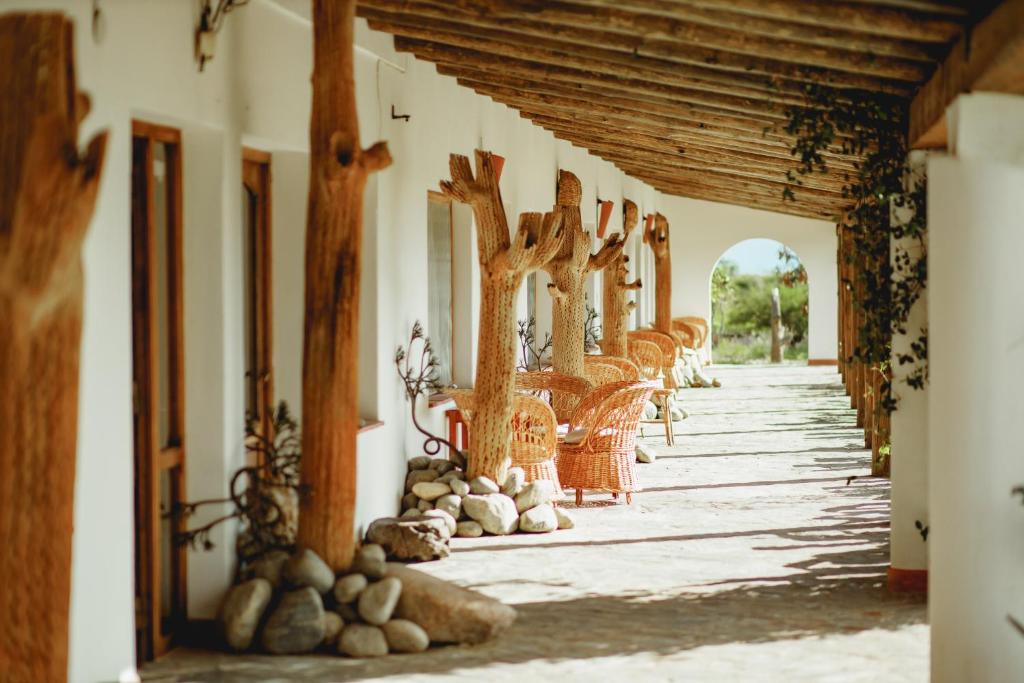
144 524 924 683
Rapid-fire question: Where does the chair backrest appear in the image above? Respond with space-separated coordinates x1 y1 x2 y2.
566 380 656 454
514 371 593 423
627 339 663 381
627 330 678 366
449 390 557 454
585 354 640 381
674 316 708 347
583 360 625 387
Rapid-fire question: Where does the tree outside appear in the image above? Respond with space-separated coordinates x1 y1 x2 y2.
711 243 809 364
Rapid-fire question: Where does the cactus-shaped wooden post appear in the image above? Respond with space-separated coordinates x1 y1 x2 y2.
600 198 642 358
440 151 564 483
543 171 624 414
0 14 108 681
645 212 673 335
298 0 392 571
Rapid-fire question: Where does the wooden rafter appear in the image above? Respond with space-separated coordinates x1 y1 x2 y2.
358 0 986 217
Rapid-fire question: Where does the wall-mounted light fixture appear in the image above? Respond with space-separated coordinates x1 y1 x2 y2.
492 154 506 184
195 0 249 72
596 199 614 238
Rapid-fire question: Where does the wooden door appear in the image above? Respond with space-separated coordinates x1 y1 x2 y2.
242 148 273 440
131 121 187 663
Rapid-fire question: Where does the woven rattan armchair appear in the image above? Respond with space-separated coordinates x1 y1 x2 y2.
627 330 679 388
556 380 657 505
514 370 592 424
583 360 624 387
448 390 562 493
585 354 641 381
628 339 677 446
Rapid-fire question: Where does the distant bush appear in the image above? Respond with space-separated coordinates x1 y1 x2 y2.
711 257 809 364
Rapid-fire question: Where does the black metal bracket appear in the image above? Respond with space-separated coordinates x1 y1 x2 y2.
391 105 411 122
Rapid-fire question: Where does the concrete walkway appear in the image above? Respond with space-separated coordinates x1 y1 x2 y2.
145 364 927 682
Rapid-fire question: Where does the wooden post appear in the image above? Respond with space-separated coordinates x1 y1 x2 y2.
440 151 563 483
644 212 672 335
544 170 622 414
0 13 107 682
297 0 392 571
770 286 783 363
600 198 641 358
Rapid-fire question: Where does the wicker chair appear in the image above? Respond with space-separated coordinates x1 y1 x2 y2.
514 370 593 424
583 360 624 387
627 330 679 388
556 380 657 505
447 390 562 493
628 339 677 446
584 354 641 381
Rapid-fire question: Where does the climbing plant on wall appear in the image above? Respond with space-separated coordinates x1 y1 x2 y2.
781 83 928 410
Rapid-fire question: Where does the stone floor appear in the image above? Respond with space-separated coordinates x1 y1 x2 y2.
144 364 927 682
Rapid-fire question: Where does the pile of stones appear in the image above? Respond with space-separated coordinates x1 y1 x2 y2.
397 456 575 539
220 543 516 658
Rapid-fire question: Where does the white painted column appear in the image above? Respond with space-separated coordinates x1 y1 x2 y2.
889 152 930 581
928 93 1024 682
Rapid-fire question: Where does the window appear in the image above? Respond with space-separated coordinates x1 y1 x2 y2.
427 192 454 387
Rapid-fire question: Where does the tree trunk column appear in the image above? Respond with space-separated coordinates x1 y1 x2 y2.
298 0 391 571
469 280 520 481
550 274 586 414
0 14 107 682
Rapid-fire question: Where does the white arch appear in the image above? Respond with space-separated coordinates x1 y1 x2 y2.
659 195 838 362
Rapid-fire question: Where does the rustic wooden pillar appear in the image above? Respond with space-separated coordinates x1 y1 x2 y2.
297 0 392 571
0 13 107 682
600 198 641 358
544 171 622 414
645 212 672 335
441 151 563 483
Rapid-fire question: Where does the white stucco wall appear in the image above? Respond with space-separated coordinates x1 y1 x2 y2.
658 195 839 362
928 93 1024 682
0 2 661 680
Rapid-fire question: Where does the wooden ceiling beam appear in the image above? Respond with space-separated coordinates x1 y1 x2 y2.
456 75 864 159
645 182 840 220
564 0 965 43
385 33 797 121
526 117 854 189
910 0 1024 148
361 2 918 92
384 0 931 81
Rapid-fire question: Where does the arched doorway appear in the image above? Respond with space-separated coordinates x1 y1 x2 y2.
709 238 809 364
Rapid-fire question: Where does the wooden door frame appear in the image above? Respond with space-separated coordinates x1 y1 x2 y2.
242 147 274 439
131 119 187 662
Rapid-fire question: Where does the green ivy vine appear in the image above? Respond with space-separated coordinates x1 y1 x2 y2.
780 84 928 411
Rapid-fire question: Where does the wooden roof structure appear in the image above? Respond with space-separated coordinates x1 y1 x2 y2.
356 0 1014 221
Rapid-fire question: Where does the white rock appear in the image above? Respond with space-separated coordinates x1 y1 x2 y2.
455 520 483 537
382 619 430 653
322 611 344 646
416 498 433 512
468 476 500 495
411 481 452 501
462 494 519 535
554 507 575 530
338 624 388 657
220 578 272 650
353 544 387 579
501 467 526 497
636 443 658 464
401 492 419 511
434 493 462 519
357 576 402 626
401 508 422 518
514 480 556 513
332 573 368 604
642 400 658 420
422 508 457 535
428 459 456 474
449 479 471 497
405 468 438 493
283 548 335 594
518 504 558 533
407 456 431 471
